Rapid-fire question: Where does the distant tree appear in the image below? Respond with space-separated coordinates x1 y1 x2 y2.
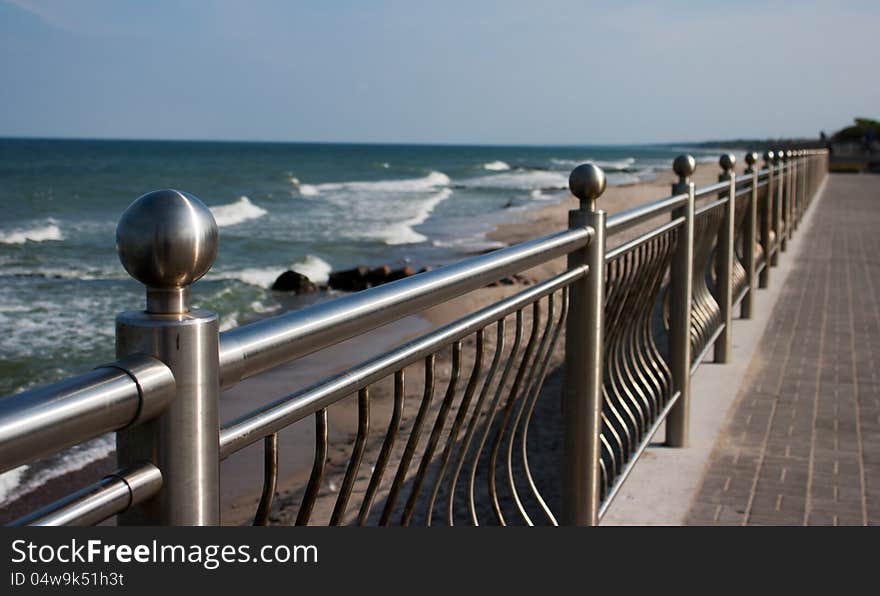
832 118 880 142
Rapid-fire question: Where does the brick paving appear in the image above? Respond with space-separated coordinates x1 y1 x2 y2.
686 174 880 526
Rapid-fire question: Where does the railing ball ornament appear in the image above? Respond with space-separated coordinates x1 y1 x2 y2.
719 153 736 173
568 163 607 211
673 154 696 184
745 151 758 169
116 189 219 314
763 150 775 164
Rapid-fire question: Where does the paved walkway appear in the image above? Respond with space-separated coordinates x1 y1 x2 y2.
686 174 880 525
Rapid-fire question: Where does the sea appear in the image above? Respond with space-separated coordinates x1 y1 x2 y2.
0 138 722 506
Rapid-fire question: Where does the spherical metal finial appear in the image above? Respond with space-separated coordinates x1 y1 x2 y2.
568 163 607 208
116 189 218 313
719 153 736 172
773 151 782 164
673 154 696 181
785 149 793 159
763 150 774 163
745 152 758 167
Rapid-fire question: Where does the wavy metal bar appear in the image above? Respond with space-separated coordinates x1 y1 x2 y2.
380 356 435 525
519 289 568 526
357 371 405 525
425 330 485 526
330 388 370 525
506 299 552 525
599 225 677 502
219 267 585 458
294 409 328 526
253 433 278 526
489 308 540 526
469 313 523 525
689 205 723 362
401 343 462 526
447 320 505 526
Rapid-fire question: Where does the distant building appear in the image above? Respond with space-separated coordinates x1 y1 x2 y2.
829 118 880 172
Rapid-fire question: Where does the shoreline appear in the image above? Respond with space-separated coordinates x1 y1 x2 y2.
0 157 736 525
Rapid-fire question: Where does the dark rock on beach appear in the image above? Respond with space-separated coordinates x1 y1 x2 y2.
327 264 419 291
271 270 317 294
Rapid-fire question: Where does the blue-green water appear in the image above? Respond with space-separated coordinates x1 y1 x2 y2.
0 138 724 400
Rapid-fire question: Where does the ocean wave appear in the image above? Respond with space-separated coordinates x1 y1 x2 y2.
0 435 115 506
550 157 637 171
305 171 450 197
372 188 453 245
0 222 64 245
460 170 569 191
210 196 267 227
483 160 511 171
217 254 333 288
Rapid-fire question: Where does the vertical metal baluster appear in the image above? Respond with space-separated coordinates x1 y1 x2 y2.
667 155 695 447
447 320 504 526
742 152 759 318
425 330 484 526
469 314 523 525
715 153 736 363
505 300 549 525
489 309 538 525
562 163 606 526
520 288 568 526
760 150 775 283
295 409 328 526
357 371 405 525
253 433 278 526
401 343 461 526
329 388 370 526
379 355 435 525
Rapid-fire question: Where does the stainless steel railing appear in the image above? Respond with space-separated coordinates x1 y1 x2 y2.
0 148 829 526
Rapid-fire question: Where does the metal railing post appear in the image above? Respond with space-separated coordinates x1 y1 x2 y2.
741 152 758 318
714 154 736 363
799 150 807 223
114 190 221 525
779 149 789 252
785 150 795 241
772 151 783 262
759 150 774 286
666 155 695 447
562 163 607 526
791 150 799 232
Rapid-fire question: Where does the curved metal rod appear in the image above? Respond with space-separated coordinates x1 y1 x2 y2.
506 299 552 525
424 330 485 526
489 306 540 525
468 313 523 525
401 343 462 526
447 319 504 526
294 409 327 526
253 433 278 526
357 371 405 525
519 288 568 526
330 388 370 525
379 355 435 525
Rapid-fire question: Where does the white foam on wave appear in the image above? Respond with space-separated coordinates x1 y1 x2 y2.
0 435 115 506
217 254 333 289
461 170 568 191
483 160 511 171
210 196 267 227
313 170 451 194
551 157 636 171
0 221 64 244
372 188 453 245
299 184 319 197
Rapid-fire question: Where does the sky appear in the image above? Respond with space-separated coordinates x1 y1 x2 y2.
1 0 878 145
